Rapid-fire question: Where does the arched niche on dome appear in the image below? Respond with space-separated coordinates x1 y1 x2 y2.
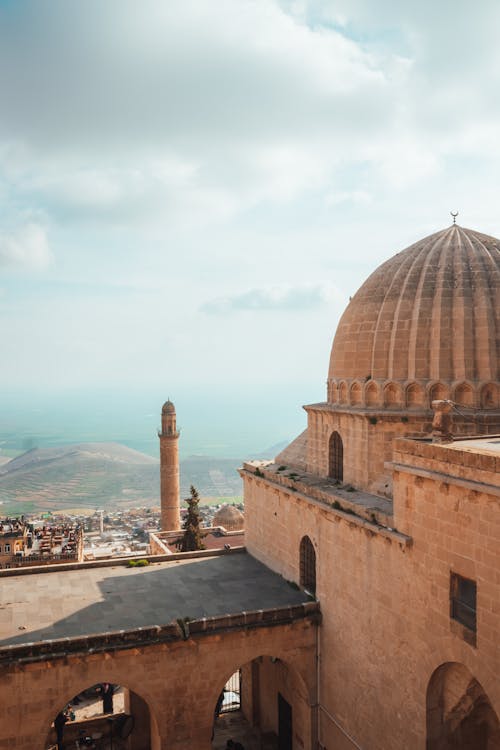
428 382 449 406
383 381 401 407
338 381 348 404
329 381 339 403
350 382 362 406
480 382 499 409
328 431 343 482
364 381 379 407
454 382 475 408
405 382 425 409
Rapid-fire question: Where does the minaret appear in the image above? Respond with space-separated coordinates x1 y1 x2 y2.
158 399 180 531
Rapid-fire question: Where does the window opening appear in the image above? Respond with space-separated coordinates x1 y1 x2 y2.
300 536 316 595
450 573 476 633
221 670 241 713
328 432 343 481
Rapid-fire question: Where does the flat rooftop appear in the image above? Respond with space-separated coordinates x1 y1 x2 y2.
0 552 309 648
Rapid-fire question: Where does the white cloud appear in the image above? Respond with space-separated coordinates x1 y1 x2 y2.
1 0 500 391
201 284 332 314
0 224 52 270
0 0 399 223
325 190 372 206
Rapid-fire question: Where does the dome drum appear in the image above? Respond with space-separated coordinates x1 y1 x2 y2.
327 377 500 413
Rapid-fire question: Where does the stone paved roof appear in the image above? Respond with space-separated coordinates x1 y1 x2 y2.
0 552 309 647
329 225 500 385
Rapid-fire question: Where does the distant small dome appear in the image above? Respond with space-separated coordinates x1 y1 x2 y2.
213 505 244 531
162 400 176 414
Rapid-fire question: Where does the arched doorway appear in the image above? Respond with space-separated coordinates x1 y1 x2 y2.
426 662 500 749
45 682 158 750
328 431 343 481
212 656 312 750
299 536 316 596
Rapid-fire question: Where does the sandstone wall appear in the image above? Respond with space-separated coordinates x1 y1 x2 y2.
243 441 500 750
0 617 317 750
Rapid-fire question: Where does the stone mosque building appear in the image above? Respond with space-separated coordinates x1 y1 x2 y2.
0 222 498 750
241 223 500 749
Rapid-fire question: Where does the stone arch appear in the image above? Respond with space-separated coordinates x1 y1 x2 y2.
350 381 362 406
339 381 348 404
384 381 401 407
328 431 343 481
299 536 316 595
428 381 449 406
210 654 314 749
453 382 475 408
44 679 160 750
406 381 425 408
426 662 500 750
480 382 499 409
365 380 379 407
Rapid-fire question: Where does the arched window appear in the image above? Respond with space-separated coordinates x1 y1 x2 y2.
328 431 343 481
299 536 316 595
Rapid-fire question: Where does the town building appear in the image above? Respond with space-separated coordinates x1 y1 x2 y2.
0 222 498 750
0 516 83 568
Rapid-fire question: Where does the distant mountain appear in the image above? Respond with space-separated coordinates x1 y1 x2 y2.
0 442 243 515
1 442 158 474
254 440 288 459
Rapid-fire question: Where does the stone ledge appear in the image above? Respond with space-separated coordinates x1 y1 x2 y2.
304 402 433 418
0 602 320 666
0 545 246 579
240 466 411 548
392 462 500 499
394 436 500 484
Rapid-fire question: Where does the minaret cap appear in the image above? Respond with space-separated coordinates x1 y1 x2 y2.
162 400 176 415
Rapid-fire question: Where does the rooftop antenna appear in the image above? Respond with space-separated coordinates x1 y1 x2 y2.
450 210 459 225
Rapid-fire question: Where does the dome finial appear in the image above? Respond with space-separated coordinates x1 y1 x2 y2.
450 210 459 225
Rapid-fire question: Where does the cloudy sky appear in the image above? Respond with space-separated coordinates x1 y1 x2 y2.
2 0 500 396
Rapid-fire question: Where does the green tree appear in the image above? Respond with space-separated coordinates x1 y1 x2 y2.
176 485 206 552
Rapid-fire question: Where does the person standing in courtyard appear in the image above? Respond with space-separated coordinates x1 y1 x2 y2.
100 682 114 714
54 707 69 750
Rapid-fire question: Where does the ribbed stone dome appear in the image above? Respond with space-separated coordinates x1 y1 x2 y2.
328 225 500 409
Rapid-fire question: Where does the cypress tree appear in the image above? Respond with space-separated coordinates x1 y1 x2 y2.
176 485 206 552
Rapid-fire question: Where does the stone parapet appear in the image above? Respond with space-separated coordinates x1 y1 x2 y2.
393 436 500 494
0 601 320 666
0 545 245 579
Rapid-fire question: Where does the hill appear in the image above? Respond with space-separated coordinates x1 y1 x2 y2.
0 442 244 515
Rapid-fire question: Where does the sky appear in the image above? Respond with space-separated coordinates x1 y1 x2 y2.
2 0 500 399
